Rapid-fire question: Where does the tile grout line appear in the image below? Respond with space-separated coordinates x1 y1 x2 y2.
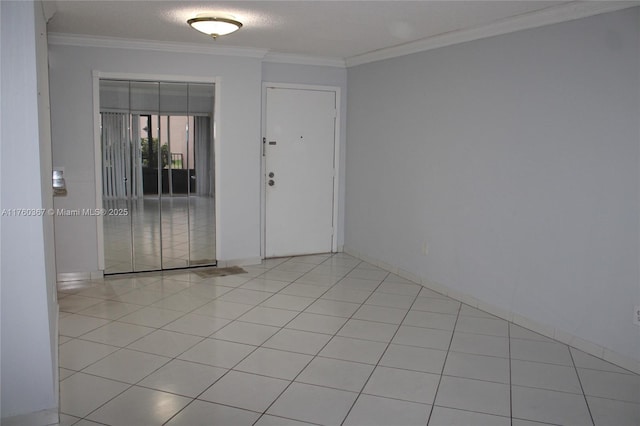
336 270 395 425
64 310 214 423
61 263 268 425
156 259 295 426
425 300 463 426
66 288 429 423
151 253 358 426
160 257 309 426
61 281 220 381
251 254 367 425
245 255 356 423
61 256 429 425
569 346 596 426
338 269 430 426
509 318 513 426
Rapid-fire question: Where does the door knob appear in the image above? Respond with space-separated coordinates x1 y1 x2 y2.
268 180 275 186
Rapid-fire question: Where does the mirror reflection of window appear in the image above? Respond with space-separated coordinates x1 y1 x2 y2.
99 79 215 274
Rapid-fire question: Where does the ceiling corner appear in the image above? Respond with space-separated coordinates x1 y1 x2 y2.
346 0 640 67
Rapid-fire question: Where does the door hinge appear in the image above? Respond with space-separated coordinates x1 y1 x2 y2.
262 137 266 157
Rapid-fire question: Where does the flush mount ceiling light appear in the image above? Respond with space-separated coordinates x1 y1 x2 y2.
187 15 243 39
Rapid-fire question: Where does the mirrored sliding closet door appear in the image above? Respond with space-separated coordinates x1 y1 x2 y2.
100 79 216 274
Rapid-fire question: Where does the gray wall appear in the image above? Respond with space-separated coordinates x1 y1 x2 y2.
345 8 640 365
48 46 348 274
49 46 265 272
1 0 58 420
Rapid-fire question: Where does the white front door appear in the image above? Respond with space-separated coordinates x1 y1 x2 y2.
265 87 337 257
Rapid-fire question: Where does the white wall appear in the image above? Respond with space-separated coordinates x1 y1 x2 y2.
262 62 348 248
1 0 58 421
49 45 264 272
346 8 640 367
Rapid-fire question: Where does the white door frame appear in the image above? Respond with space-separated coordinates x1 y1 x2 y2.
92 71 221 271
261 82 341 259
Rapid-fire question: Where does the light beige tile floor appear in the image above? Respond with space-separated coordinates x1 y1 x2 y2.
57 253 640 426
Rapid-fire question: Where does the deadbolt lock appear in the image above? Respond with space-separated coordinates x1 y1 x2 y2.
268 172 275 178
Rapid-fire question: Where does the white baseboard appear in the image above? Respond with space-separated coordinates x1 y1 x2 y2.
91 270 104 280
56 270 103 282
344 246 640 375
56 261 267 282
1 408 58 426
217 257 262 268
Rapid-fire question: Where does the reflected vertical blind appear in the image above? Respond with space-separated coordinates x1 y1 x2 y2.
99 80 214 199
194 116 214 197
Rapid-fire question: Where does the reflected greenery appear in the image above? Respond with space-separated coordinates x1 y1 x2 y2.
141 137 169 169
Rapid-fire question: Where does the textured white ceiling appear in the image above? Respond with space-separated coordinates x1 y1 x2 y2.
48 1 585 60
49 0 566 58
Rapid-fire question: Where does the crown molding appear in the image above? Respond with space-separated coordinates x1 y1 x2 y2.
48 32 269 59
346 1 640 67
48 32 346 67
263 52 346 68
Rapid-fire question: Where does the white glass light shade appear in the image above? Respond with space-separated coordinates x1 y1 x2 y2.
187 17 242 38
